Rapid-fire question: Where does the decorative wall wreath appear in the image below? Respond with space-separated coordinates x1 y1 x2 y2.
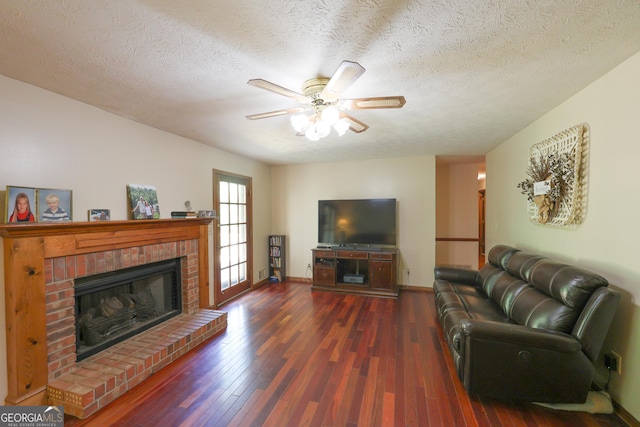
516 152 575 223
516 124 588 226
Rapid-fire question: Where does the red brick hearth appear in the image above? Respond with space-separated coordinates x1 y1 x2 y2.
48 309 226 418
0 220 227 419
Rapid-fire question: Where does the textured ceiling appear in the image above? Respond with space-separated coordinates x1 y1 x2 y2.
2 1 640 165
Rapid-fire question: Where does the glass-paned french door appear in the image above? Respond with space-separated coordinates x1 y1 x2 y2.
213 171 252 306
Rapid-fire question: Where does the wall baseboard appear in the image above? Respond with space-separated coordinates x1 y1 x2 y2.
399 285 433 293
613 401 640 427
282 276 312 283
252 278 270 289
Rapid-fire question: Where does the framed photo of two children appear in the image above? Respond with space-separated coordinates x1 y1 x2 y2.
4 186 72 223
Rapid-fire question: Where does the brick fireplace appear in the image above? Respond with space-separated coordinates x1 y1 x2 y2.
1 219 227 418
73 258 183 361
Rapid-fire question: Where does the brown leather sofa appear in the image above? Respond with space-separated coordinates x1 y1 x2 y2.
433 245 620 403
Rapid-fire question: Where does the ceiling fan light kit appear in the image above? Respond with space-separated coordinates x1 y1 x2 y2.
247 60 406 141
291 105 350 141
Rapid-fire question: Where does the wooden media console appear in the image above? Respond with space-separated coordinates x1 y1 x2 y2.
311 247 398 298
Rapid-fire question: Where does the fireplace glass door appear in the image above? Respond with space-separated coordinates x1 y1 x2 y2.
75 259 181 360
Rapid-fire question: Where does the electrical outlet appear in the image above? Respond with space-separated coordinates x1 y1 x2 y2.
403 268 411 285
307 263 312 269
604 351 622 374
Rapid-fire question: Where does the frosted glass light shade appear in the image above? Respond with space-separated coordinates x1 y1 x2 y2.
290 114 310 132
316 120 331 138
305 124 321 141
334 118 350 136
321 106 339 125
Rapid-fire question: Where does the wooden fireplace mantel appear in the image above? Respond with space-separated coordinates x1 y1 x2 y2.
0 219 212 406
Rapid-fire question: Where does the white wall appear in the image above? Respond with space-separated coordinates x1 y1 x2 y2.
487 51 640 420
270 157 436 288
436 162 480 269
0 75 272 402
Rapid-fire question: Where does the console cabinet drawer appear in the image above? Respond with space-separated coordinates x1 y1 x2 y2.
369 252 394 260
336 250 368 259
315 250 336 258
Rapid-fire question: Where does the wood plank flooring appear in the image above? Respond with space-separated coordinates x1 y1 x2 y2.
64 281 627 426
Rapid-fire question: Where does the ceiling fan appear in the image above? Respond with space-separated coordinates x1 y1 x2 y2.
246 60 406 141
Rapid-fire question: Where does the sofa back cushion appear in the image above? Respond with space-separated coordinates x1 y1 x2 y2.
482 247 610 334
481 251 546 315
509 288 579 332
475 246 520 291
505 251 547 282
528 261 608 309
506 259 609 333
484 273 529 317
487 245 520 270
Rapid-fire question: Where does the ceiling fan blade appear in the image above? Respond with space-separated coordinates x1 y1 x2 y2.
339 96 406 110
321 60 366 101
247 79 310 104
340 112 369 133
246 107 307 120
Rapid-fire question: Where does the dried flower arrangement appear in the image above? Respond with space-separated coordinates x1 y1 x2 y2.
516 152 575 224
516 124 587 226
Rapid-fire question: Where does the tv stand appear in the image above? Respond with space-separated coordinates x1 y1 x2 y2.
311 247 398 298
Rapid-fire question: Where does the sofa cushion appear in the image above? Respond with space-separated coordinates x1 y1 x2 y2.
433 280 480 296
461 295 509 322
478 264 513 298
440 298 511 353
529 261 608 310
505 251 546 282
487 245 520 269
509 287 578 332
434 288 469 320
485 274 529 318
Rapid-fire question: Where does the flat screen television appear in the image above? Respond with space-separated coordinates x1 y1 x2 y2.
318 198 397 247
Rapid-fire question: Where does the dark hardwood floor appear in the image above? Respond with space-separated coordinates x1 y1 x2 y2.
65 281 626 426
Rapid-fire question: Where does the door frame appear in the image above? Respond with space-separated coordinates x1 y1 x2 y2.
212 169 253 306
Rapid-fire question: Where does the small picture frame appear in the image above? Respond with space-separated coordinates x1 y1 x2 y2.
5 186 37 223
37 188 72 222
89 209 111 222
127 184 160 220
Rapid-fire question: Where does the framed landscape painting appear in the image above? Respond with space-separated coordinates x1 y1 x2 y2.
4 186 37 223
127 184 160 220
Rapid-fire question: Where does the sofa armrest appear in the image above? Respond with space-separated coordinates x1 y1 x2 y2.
434 267 479 285
460 319 581 353
458 319 591 403
573 286 620 362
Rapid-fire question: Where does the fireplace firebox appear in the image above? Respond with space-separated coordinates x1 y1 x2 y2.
75 259 182 360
